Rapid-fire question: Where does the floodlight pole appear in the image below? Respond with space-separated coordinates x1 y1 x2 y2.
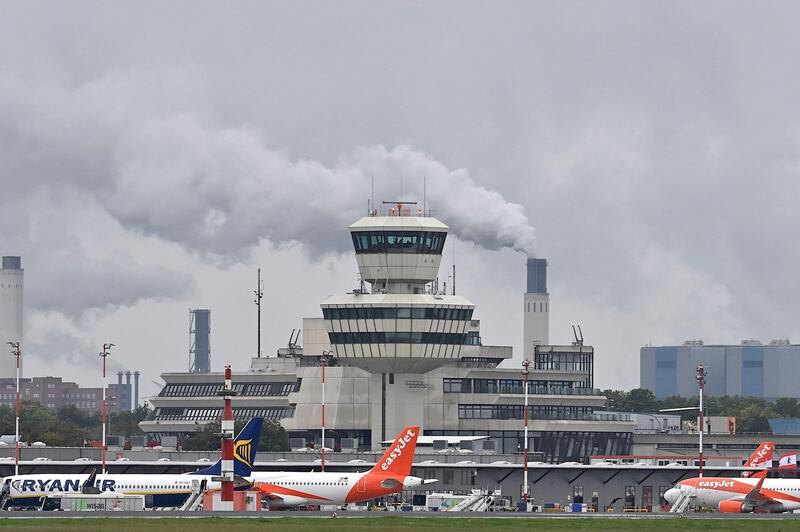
697 365 707 478
8 342 21 476
99 343 114 475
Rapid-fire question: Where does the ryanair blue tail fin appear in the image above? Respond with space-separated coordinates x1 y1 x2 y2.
191 417 263 477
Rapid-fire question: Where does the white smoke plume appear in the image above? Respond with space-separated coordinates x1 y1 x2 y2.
0 69 537 267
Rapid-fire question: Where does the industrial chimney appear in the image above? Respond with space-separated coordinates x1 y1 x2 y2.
190 309 211 373
523 258 550 360
0 256 23 378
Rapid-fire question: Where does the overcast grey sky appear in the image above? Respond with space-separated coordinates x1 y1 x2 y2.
2 1 799 398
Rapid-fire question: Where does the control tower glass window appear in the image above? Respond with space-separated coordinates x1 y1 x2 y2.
352 231 447 254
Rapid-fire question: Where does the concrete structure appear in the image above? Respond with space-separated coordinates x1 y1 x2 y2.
594 412 683 434
0 376 131 413
641 339 800 399
143 209 634 462
0 256 23 378
523 258 549 359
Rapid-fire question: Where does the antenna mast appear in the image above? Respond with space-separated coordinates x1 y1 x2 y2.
452 241 456 295
423 176 427 216
255 268 264 358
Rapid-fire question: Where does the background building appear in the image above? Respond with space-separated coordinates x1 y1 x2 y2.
0 256 23 378
142 209 634 461
640 339 800 399
0 375 131 413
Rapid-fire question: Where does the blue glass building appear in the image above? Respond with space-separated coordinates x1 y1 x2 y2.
640 339 796 399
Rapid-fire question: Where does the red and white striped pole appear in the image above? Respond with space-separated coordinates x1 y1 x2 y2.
220 365 235 506
321 352 328 472
8 342 21 477
522 358 530 510
99 343 113 475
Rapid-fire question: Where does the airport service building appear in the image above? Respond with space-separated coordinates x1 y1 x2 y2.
142 210 634 462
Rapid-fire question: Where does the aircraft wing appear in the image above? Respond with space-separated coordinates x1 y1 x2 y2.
743 474 773 503
737 474 785 511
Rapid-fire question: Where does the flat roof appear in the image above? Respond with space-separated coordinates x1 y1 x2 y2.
349 216 448 231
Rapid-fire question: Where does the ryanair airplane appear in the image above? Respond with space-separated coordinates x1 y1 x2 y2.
1 417 263 509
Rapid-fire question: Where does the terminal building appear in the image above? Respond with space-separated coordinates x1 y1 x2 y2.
142 208 635 462
640 339 800 399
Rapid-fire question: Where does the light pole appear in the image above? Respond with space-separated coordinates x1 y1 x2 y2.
320 350 331 472
696 365 707 478
99 343 114 474
660 365 708 478
522 358 531 510
7 342 20 476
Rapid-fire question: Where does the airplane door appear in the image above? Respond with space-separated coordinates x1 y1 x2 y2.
357 477 367 494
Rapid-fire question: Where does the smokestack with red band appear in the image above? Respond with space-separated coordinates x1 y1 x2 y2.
219 365 236 506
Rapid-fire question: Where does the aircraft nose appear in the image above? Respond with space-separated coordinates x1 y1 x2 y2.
664 488 680 505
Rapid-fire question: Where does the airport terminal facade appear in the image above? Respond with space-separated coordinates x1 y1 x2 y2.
142 209 634 462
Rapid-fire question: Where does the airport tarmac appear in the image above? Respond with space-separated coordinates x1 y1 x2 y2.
2 510 800 519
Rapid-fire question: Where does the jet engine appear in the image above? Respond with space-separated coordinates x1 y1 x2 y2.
718 500 750 513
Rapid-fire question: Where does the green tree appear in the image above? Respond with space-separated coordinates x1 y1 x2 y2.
259 420 289 452
626 389 658 413
181 419 290 452
180 421 224 451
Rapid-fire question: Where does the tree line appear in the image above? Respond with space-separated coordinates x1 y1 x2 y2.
0 402 290 450
0 402 150 446
602 388 800 433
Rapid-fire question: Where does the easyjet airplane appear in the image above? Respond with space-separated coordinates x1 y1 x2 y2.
1 418 263 509
250 426 436 508
663 441 797 513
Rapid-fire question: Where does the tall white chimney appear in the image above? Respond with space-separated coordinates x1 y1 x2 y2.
0 256 23 378
523 258 549 360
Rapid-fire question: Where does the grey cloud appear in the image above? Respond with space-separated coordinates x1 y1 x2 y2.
0 194 195 318
2 2 800 388
0 70 537 260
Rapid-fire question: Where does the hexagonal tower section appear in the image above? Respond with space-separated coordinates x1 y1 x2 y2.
321 211 476 373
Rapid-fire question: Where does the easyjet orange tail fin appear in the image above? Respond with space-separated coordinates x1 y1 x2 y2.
371 426 420 477
741 441 774 477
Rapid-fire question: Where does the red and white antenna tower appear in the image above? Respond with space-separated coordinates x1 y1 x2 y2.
217 365 237 508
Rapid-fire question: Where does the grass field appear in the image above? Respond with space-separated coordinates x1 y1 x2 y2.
1 517 800 532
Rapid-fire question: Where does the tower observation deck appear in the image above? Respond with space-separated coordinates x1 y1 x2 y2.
320 207 475 373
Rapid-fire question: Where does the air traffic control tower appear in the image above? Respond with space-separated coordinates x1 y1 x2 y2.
320 205 476 373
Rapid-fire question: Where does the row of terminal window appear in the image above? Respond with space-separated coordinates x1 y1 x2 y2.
323 307 473 321
443 378 593 395
457 404 593 420
533 352 594 372
158 382 300 397
351 231 447 254
155 406 295 421
328 331 478 345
